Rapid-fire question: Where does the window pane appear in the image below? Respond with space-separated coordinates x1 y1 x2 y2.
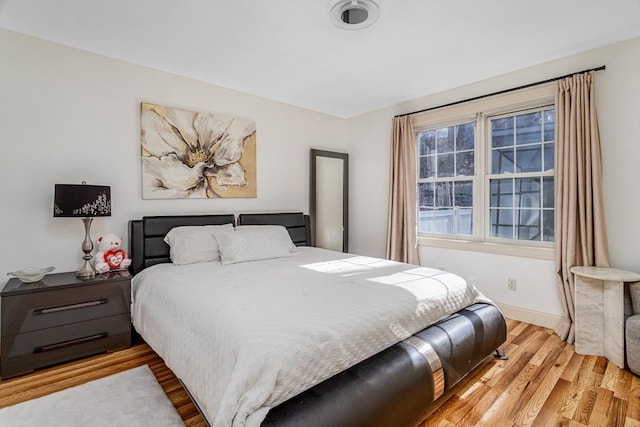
515 144 542 173
454 181 473 207
458 208 473 235
420 180 473 236
418 209 435 233
492 148 514 173
456 151 474 176
419 130 436 155
437 153 454 177
436 127 454 153
543 210 555 242
418 182 434 207
456 123 474 151
544 142 554 171
435 182 453 207
516 112 542 144
490 209 513 238
516 209 541 240
543 177 554 208
544 109 555 142
419 155 435 178
490 179 513 208
433 208 454 234
491 117 514 147
515 178 540 208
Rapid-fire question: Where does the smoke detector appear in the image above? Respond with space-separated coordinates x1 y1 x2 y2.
329 0 381 30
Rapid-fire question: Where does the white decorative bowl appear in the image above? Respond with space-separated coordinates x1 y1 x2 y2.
7 266 55 283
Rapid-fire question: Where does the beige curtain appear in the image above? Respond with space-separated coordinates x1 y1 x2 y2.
554 71 610 343
386 116 419 264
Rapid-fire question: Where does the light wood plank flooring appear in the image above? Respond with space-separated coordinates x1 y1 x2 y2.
1 318 639 426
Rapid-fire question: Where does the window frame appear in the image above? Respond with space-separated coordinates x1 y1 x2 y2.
412 84 556 260
484 105 556 244
416 117 478 237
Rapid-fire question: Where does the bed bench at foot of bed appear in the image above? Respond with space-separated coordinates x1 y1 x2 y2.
262 303 506 427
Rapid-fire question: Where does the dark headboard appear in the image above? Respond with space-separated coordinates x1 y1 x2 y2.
128 214 235 275
128 212 311 276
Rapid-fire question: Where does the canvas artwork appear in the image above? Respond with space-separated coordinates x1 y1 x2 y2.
140 102 257 199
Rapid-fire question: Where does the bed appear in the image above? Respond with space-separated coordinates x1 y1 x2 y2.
128 212 507 427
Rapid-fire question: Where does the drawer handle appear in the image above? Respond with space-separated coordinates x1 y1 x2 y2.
34 333 109 353
33 299 109 315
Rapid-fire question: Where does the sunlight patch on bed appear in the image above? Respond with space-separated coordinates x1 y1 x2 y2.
301 256 397 275
368 267 446 285
368 268 467 315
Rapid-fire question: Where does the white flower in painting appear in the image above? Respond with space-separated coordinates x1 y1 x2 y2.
141 104 256 198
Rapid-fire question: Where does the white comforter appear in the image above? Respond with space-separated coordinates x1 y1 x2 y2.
131 247 491 427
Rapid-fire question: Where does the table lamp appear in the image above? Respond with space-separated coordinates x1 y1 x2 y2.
53 182 111 279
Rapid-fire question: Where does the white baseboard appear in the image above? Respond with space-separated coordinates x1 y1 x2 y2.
494 302 563 330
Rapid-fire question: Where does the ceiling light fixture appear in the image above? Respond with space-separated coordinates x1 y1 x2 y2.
329 0 380 30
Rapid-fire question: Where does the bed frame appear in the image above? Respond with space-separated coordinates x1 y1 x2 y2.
129 212 507 427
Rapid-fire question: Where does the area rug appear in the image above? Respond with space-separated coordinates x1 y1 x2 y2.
0 365 185 426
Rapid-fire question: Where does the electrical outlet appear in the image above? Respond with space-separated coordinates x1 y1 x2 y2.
507 278 517 291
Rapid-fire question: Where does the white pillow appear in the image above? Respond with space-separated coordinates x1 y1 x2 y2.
163 223 234 265
213 225 298 265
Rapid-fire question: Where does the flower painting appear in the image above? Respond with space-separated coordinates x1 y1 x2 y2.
140 102 257 199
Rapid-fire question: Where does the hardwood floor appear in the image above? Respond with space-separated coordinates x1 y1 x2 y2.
1 318 639 426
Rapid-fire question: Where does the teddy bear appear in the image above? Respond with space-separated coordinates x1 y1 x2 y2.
94 233 131 274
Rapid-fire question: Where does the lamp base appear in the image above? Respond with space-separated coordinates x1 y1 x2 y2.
76 261 96 279
77 217 96 279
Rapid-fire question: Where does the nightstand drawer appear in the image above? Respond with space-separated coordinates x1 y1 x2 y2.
1 280 130 335
0 314 130 378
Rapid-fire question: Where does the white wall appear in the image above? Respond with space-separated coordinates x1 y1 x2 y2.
347 37 640 326
0 30 348 285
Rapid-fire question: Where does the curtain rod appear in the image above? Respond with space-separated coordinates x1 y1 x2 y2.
394 65 606 118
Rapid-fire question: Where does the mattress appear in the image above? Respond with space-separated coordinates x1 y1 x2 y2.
131 247 492 426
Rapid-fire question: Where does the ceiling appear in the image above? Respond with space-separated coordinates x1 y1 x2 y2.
1 0 639 118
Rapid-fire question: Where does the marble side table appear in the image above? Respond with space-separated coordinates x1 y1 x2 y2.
571 266 640 368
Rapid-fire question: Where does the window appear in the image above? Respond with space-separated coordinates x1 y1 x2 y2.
488 109 555 242
416 96 555 252
418 122 475 236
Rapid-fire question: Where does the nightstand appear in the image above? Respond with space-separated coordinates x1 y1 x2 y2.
572 266 640 369
1 271 131 378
